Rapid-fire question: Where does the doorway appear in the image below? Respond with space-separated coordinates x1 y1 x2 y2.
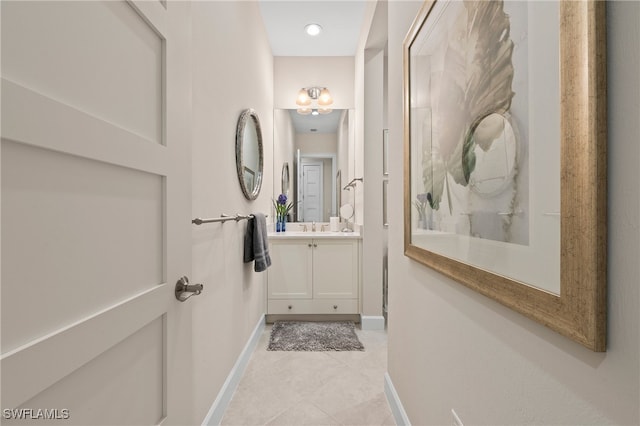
301 161 324 222
295 152 337 222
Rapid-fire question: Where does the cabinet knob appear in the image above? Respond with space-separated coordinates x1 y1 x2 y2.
308 243 312 248
313 243 318 247
288 305 292 310
333 305 338 309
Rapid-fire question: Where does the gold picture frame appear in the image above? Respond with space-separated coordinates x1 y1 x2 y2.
403 1 607 351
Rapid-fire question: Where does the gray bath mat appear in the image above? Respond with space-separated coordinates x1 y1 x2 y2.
267 321 364 351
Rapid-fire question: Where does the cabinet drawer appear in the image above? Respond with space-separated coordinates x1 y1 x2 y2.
312 299 359 314
268 299 314 314
268 299 359 315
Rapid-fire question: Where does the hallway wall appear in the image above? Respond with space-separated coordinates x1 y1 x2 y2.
191 2 274 422
386 1 639 425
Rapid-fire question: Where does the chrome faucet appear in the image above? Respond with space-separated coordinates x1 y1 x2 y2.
311 221 316 232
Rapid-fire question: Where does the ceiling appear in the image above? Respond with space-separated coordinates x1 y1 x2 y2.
259 1 366 133
258 1 367 57
288 109 342 133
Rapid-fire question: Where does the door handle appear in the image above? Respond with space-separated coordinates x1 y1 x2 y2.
175 276 204 302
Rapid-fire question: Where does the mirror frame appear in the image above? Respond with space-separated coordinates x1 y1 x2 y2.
403 1 607 351
281 162 290 195
236 109 264 200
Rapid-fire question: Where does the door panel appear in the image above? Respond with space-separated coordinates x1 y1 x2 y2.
302 163 322 222
4 317 164 426
313 240 358 299
1 285 166 411
268 240 313 299
1 1 192 424
1 1 163 143
2 141 164 353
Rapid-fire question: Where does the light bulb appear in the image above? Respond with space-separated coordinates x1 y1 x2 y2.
317 88 333 106
304 24 322 36
296 89 311 106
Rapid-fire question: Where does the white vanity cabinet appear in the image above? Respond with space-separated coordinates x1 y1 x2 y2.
267 239 313 299
267 236 360 315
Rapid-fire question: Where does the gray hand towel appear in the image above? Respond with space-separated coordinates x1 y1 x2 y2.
243 213 271 272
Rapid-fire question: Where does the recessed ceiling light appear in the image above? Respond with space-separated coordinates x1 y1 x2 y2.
305 23 322 36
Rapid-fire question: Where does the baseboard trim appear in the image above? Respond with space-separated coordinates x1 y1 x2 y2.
360 315 385 330
266 313 360 323
384 372 411 426
202 314 265 426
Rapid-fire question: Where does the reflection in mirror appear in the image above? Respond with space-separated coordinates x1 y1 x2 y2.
273 109 351 222
281 162 290 195
236 109 263 200
468 113 519 196
335 169 342 219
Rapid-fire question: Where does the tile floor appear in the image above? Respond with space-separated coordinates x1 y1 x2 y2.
221 324 395 426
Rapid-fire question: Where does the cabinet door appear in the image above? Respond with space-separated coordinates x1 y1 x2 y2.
268 239 313 299
313 240 358 299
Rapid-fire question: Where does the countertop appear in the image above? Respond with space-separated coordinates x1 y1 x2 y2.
268 230 362 240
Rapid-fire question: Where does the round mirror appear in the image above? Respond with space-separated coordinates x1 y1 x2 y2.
339 203 354 220
467 113 519 196
281 162 290 195
339 203 354 232
236 109 264 200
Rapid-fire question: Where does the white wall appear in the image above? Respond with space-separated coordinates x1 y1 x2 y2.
191 2 273 422
386 1 639 425
361 50 385 318
355 1 387 321
296 132 337 154
352 2 379 228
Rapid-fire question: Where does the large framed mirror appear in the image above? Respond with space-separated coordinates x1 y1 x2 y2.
273 109 352 222
236 109 263 200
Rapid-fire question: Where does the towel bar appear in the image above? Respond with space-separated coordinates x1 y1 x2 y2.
343 177 363 190
192 213 268 225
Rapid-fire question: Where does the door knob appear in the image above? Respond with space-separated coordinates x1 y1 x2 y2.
175 276 204 302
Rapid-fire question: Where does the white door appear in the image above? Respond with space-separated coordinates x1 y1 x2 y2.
296 148 302 221
302 162 323 222
1 1 193 424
